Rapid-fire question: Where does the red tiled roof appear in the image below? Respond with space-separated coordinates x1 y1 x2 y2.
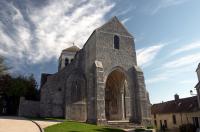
151 96 199 114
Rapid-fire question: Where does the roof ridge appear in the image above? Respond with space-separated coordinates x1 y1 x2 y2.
153 96 197 105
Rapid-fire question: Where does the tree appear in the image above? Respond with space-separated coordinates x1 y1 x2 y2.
0 74 39 115
0 56 8 75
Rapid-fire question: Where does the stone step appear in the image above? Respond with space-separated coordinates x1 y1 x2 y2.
106 120 143 129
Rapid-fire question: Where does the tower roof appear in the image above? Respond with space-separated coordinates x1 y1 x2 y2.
62 45 80 52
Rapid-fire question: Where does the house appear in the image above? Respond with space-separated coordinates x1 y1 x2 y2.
151 63 200 131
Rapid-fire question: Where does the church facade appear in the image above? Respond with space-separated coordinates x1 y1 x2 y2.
20 17 151 125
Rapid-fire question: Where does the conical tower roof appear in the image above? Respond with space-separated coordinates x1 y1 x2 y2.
62 45 80 52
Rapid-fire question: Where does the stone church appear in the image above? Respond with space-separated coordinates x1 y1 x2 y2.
19 17 151 125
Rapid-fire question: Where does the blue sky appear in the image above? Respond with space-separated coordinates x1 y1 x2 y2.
0 0 200 104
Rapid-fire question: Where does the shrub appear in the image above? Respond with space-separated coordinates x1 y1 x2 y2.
146 125 154 129
179 124 196 132
135 128 153 132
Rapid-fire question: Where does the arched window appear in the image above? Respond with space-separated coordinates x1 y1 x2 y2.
114 35 120 49
65 58 69 66
71 80 81 102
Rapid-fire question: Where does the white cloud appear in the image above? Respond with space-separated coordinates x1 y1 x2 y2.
110 5 135 17
151 0 189 15
179 80 195 84
146 75 168 84
122 17 131 24
163 53 200 69
0 0 115 72
136 44 164 67
171 41 200 55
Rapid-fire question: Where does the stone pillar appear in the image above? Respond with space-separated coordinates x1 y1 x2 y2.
133 66 151 125
94 61 107 125
119 83 125 120
121 91 125 120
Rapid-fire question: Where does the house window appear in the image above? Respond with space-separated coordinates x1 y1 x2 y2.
193 117 200 128
164 120 168 128
65 58 69 66
154 114 156 119
172 115 176 124
154 120 157 127
114 35 119 49
160 120 162 129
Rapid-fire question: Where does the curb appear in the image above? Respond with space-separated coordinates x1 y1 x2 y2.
30 120 44 132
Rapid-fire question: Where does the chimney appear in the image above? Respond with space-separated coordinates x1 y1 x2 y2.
174 94 179 100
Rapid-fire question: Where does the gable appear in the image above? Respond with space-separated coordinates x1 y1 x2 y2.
96 16 133 37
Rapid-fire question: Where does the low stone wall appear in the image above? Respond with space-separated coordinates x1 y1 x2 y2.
18 97 40 117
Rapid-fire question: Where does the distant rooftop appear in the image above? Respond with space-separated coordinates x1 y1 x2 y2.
151 96 198 114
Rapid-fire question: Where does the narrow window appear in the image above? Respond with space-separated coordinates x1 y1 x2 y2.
160 120 162 129
114 35 119 49
71 81 81 102
172 115 176 124
154 120 157 127
58 88 62 91
164 120 168 128
154 114 156 119
65 58 69 66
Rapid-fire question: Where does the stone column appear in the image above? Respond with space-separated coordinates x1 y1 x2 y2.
121 84 125 120
121 91 125 120
94 61 107 125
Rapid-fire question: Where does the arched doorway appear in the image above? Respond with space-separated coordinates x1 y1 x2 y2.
105 69 127 120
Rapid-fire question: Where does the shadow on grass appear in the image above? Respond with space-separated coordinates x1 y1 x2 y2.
94 128 125 132
67 128 124 132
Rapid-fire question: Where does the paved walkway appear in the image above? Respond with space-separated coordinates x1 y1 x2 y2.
0 116 40 132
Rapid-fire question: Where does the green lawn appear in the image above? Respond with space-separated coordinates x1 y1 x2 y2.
44 121 125 132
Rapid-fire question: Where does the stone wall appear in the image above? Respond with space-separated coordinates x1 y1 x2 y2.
18 97 40 117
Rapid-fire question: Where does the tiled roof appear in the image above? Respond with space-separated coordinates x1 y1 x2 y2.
63 45 80 52
151 96 199 114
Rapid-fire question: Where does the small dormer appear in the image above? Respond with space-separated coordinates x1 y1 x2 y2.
58 45 80 71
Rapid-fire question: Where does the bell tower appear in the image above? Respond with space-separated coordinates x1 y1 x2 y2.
58 45 80 71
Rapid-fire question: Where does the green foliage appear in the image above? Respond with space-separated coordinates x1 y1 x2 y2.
146 125 154 129
0 74 39 115
0 74 39 100
44 121 125 132
179 124 197 132
0 56 8 75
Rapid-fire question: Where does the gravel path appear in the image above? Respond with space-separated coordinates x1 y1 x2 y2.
0 116 40 132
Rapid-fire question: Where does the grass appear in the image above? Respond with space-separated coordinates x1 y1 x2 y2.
44 121 125 132
27 117 66 121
